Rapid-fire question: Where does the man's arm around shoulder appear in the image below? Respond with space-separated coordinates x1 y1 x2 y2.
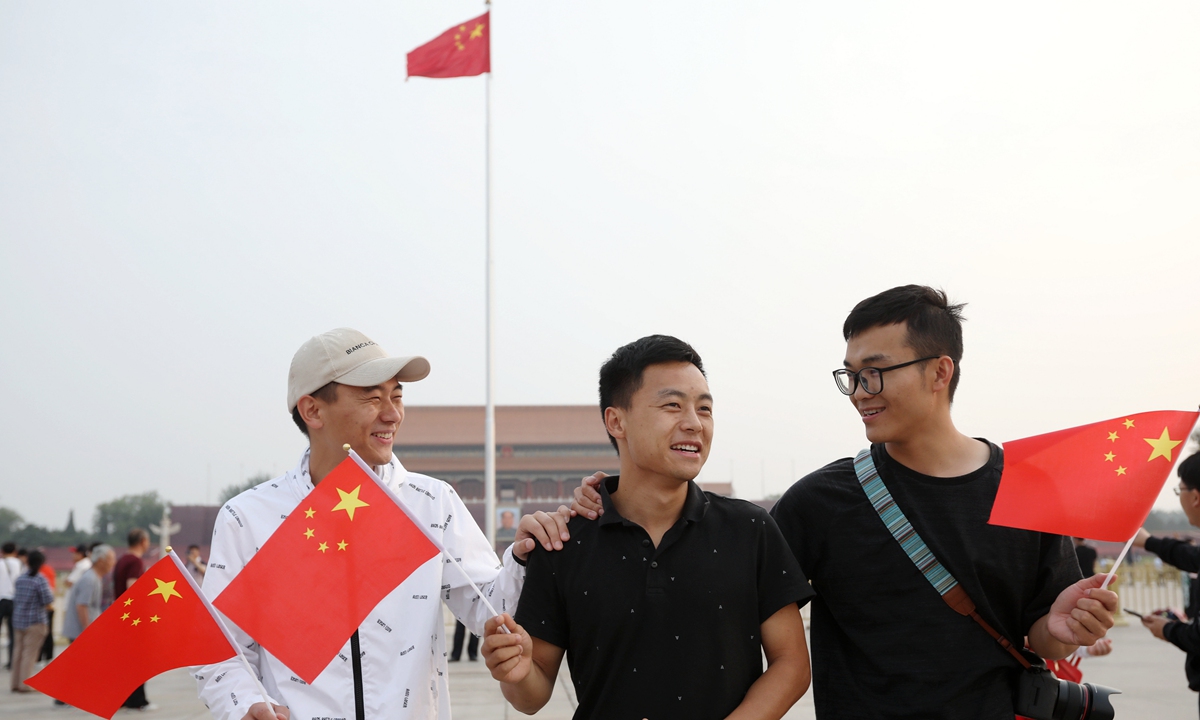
1136 527 1200 574
724 604 810 720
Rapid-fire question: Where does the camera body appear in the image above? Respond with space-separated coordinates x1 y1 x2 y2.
1014 664 1119 720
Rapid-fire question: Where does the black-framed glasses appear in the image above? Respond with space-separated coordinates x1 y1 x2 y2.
1175 485 1196 496
832 356 940 396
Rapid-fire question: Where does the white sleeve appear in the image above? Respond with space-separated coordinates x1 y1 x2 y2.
194 505 280 720
439 491 527 637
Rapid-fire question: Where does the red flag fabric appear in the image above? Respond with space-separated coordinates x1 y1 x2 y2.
407 12 490 78
214 455 441 683
989 410 1200 542
27 553 235 719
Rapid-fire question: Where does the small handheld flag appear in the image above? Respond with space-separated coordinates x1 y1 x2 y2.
27 551 243 719
989 410 1200 542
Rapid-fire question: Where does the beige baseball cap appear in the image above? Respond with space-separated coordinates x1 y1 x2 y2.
287 328 430 411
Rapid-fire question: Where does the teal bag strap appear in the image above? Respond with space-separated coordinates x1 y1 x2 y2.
852 448 1033 669
853 448 958 597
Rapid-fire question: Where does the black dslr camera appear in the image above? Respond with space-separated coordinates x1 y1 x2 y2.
1014 662 1120 720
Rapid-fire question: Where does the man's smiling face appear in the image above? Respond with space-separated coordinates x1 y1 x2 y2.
843 322 939 445
315 378 405 467
612 361 713 483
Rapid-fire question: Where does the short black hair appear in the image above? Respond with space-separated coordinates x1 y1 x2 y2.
0 542 13 554
843 285 967 401
188 544 201 552
598 335 705 452
1180 451 1200 491
128 527 148 547
291 381 340 437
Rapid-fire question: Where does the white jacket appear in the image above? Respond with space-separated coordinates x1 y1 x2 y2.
195 450 525 720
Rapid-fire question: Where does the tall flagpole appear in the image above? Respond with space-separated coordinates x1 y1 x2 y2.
483 3 496 550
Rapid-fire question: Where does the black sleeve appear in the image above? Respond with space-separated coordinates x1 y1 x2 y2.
770 479 820 585
755 508 816 619
1145 537 1200 574
513 546 568 649
1021 533 1084 634
1165 620 1200 654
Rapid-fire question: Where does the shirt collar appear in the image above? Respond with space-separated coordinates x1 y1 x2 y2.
293 447 406 492
598 475 709 527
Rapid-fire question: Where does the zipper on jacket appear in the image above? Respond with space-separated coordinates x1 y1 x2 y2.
350 630 365 720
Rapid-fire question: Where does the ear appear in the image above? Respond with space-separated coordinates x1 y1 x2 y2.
1188 490 1200 513
604 406 627 446
929 356 955 394
296 395 325 433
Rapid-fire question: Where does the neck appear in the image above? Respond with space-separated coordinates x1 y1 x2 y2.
883 410 989 478
609 460 691 546
130 547 145 558
308 435 347 485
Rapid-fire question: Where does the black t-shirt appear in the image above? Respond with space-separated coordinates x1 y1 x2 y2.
770 442 1081 720
516 476 814 720
1074 544 1098 577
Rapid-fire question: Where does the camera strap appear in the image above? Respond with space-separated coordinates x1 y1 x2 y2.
853 448 1032 670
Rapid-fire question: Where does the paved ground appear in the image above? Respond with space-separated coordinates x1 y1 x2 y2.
2 621 1196 718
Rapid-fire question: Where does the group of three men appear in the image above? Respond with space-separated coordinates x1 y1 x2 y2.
198 284 1118 720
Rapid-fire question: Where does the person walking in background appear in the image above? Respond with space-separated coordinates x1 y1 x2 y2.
10 550 53 693
1074 537 1099 577
113 528 154 711
56 545 116 707
36 553 56 662
449 620 478 662
0 542 19 670
64 544 91 590
185 545 206 584
1133 451 1200 716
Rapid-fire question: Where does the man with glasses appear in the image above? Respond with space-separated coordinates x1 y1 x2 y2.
769 285 1118 719
1133 450 1200 714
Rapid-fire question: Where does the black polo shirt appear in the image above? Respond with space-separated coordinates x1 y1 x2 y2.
515 475 814 720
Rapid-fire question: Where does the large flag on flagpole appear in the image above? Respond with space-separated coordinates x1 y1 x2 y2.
27 551 241 719
214 452 442 683
407 12 490 79
989 410 1200 542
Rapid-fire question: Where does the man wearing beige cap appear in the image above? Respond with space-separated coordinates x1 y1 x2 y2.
196 328 572 720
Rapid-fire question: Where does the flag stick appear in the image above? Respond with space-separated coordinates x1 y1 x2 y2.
169 549 275 709
346 449 511 630
483 24 497 552
1101 533 1136 590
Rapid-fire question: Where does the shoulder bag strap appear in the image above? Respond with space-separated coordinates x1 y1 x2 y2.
853 448 1031 669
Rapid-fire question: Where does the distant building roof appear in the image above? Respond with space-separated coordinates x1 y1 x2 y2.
396 405 608 446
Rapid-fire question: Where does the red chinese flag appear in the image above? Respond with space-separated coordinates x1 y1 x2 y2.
989 410 1200 542
407 12 490 78
214 455 441 683
27 554 235 719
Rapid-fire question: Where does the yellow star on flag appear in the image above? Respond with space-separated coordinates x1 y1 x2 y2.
337 540 348 551
150 615 160 623
131 618 141 626
304 528 315 539
1145 427 1184 462
332 485 370 520
318 542 329 553
304 507 315 519
1123 419 1135 429
470 23 485 39
1116 466 1127 476
121 612 130 621
148 578 183 604
1107 431 1119 442
123 598 133 607
1104 452 1115 462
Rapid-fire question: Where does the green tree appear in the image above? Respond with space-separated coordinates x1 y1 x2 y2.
219 473 272 504
93 491 165 545
0 506 24 537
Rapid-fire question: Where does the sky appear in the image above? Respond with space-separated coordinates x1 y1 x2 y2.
1 1 1198 530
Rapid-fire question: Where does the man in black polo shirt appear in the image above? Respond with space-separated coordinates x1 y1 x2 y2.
481 335 813 720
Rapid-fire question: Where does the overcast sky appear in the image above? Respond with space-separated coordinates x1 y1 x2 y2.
2 1 1198 530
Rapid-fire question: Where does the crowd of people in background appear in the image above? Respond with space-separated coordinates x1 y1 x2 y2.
0 531 209 711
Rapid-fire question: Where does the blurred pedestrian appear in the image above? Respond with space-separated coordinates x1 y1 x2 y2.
1133 450 1200 716
449 620 478 662
113 528 154 711
64 545 91 590
56 545 116 707
36 554 56 662
1074 537 1098 577
0 541 19 670
10 550 53 693
184 545 206 584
